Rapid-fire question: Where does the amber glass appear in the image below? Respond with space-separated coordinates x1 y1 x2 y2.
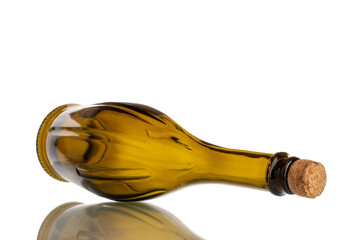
37 102 298 201
38 202 203 240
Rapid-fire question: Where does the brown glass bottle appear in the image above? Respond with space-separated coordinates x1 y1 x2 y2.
38 202 203 240
37 102 326 201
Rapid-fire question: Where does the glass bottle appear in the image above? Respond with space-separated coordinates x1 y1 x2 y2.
37 102 326 201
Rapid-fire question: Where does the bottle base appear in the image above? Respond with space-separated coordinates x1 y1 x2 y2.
36 104 75 182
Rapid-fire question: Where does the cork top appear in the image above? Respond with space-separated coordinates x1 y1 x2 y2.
287 160 326 198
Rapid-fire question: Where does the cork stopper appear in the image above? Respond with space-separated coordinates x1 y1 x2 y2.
287 160 326 198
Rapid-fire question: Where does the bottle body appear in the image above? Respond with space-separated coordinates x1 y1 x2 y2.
37 102 297 201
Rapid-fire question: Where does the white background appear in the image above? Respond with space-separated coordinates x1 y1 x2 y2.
1 1 359 239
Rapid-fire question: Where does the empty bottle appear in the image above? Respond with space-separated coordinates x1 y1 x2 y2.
37 102 326 201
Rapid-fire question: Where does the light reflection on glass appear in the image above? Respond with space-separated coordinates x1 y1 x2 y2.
38 202 203 240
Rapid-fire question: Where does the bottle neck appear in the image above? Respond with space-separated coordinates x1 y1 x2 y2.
194 141 298 195
268 152 299 196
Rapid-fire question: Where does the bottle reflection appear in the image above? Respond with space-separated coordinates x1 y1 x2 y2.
38 202 203 240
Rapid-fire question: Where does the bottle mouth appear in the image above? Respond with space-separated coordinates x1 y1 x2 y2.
36 104 74 182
